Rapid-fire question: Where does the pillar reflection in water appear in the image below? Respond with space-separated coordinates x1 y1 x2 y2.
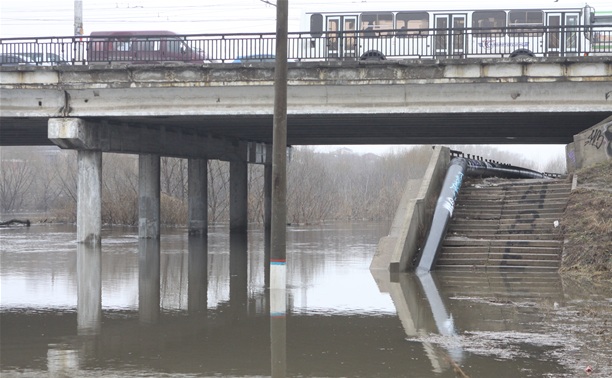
139 238 160 325
386 272 464 374
77 242 101 335
416 272 463 363
188 236 208 313
270 288 287 378
229 233 248 319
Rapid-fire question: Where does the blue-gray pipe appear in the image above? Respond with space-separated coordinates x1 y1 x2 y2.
417 157 467 273
416 156 551 273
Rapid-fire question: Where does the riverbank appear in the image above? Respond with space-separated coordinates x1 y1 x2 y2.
561 161 612 280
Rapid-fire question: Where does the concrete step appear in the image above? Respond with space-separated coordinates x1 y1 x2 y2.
462 178 570 188
434 271 562 283
433 177 570 271
452 213 565 221
433 272 564 297
453 209 566 219
450 217 561 226
459 189 571 200
446 233 563 241
434 264 561 272
443 237 562 248
456 200 567 209
458 189 570 197
456 201 568 210
441 245 561 254
436 258 560 268
461 183 571 192
438 251 560 261
448 222 560 231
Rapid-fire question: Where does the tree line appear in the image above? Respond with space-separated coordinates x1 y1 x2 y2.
0 145 565 226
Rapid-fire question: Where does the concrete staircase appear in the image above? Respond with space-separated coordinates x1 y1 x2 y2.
436 177 571 271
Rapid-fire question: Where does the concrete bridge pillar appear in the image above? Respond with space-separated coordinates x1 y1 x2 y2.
139 154 161 239
188 158 208 236
77 150 102 245
230 156 248 234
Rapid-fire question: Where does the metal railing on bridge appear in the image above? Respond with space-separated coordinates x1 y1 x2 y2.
1 25 611 66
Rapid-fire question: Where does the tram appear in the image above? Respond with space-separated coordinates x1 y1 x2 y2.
298 1 611 60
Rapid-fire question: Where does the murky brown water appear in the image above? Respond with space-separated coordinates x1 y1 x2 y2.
1 222 610 377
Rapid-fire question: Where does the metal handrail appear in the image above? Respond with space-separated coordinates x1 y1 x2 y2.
1 25 611 65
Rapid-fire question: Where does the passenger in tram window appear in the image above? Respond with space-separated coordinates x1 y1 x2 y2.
363 23 376 37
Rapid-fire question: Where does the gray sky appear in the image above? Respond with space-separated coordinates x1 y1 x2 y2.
4 0 602 168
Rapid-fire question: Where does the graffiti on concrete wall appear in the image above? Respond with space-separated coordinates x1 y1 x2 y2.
607 123 612 157
584 122 612 158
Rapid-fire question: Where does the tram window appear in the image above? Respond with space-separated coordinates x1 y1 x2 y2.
310 13 323 38
396 12 429 36
361 12 393 36
472 11 506 32
509 10 544 34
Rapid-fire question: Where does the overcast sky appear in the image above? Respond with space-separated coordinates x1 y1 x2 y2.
3 0 602 167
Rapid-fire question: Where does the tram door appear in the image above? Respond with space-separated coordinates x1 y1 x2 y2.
434 14 467 57
546 13 580 56
326 16 358 59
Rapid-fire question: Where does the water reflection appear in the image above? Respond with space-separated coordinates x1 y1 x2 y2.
1 223 610 377
187 236 208 313
139 238 160 324
385 272 464 374
77 243 101 334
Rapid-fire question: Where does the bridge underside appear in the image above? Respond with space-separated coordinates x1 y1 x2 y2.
1 111 609 147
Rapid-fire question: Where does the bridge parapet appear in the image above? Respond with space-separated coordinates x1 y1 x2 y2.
2 57 612 88
1 57 611 147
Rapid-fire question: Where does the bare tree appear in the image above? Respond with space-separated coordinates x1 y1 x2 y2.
102 153 139 225
248 164 266 224
287 147 335 224
208 160 230 222
0 158 34 213
161 157 187 201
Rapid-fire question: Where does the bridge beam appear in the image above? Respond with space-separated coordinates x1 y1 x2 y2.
48 118 247 161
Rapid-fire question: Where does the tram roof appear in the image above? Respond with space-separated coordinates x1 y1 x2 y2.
299 1 595 15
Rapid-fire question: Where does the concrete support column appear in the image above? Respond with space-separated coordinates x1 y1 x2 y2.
229 159 248 234
77 150 102 245
139 154 160 239
188 158 208 236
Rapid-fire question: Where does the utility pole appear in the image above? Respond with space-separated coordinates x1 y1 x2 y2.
270 0 288 291
270 2 288 376
74 0 83 35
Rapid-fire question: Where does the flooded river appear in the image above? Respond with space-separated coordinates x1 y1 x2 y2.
1 222 610 377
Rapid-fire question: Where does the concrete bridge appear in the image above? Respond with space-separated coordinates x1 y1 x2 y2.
1 57 611 244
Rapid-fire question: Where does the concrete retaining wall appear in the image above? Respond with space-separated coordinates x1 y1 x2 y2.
370 146 450 273
566 116 612 172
